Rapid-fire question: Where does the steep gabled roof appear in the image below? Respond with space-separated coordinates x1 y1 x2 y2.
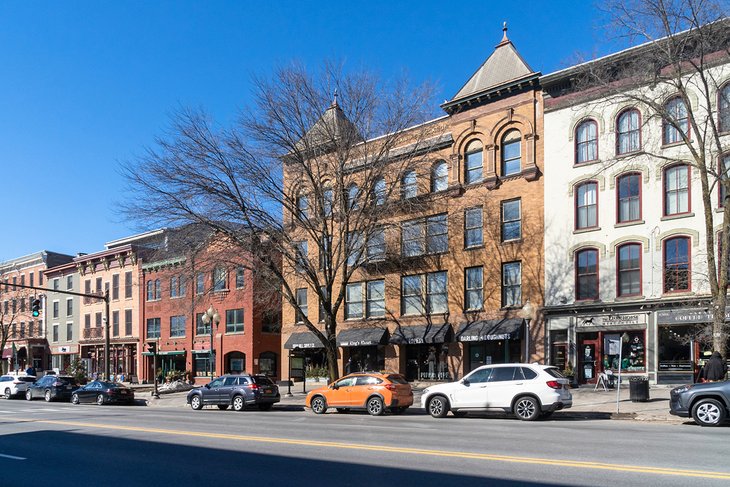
294 96 362 155
442 25 539 113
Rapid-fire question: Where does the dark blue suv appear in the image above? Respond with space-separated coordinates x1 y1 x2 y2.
187 374 280 411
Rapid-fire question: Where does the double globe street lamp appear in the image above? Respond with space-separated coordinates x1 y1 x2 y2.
200 306 220 380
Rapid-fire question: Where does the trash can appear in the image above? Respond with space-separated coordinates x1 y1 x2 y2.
629 376 650 402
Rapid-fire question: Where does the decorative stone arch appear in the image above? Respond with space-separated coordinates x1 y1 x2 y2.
568 241 607 263
609 236 650 257
568 113 606 141
609 166 650 189
567 174 606 197
659 90 700 113
489 111 538 183
607 104 646 133
654 159 692 181
656 228 699 251
451 127 488 187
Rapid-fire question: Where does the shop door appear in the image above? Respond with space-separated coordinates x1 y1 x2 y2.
579 339 599 384
469 344 487 372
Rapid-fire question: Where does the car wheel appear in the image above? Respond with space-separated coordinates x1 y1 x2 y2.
44 390 53 402
692 398 726 427
367 396 385 416
310 395 327 414
4 388 11 399
25 390 32 401
232 395 245 412
96 394 105 406
217 404 230 410
257 403 273 411
514 396 540 421
71 393 80 405
190 395 203 410
452 410 467 418
427 395 449 418
390 406 408 415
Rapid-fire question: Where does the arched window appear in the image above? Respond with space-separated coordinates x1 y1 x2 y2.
575 120 598 163
575 181 598 230
720 153 730 206
464 140 483 184
720 82 730 132
373 178 386 206
617 243 642 297
616 172 641 223
346 184 359 210
212 267 227 292
664 237 690 293
575 248 599 300
663 164 690 216
501 130 521 176
154 279 161 300
431 161 448 192
322 187 333 217
663 97 689 145
616 109 641 154
296 193 308 218
402 170 417 199
259 351 277 377
146 280 154 301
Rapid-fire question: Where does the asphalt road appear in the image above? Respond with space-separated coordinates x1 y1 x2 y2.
1 399 729 487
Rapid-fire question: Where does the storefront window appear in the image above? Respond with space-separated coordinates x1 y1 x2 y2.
405 345 451 381
345 346 384 374
602 331 645 372
658 325 694 371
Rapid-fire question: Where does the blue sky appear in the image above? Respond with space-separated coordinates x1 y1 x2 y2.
0 1 618 261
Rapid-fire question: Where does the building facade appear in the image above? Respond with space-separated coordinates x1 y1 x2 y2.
44 261 81 371
1 251 74 373
281 28 545 382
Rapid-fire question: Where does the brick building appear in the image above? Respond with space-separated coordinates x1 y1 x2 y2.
281 27 545 382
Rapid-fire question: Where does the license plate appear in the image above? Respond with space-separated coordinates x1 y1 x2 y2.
66 385 72 390
264 388 272 394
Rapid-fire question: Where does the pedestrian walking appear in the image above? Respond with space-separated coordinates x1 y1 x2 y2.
700 351 726 382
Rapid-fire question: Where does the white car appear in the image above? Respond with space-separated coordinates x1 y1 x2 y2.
421 363 572 421
0 374 37 399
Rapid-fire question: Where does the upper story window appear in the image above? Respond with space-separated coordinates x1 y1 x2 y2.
663 97 689 145
720 82 730 133
345 280 385 319
295 288 307 323
146 318 161 339
431 161 448 192
664 164 690 216
719 153 730 206
617 243 642 297
195 272 204 295
501 199 522 241
367 227 386 262
464 207 483 248
501 130 522 176
295 241 308 272
464 140 483 185
575 248 599 301
346 184 360 210
617 173 641 223
323 187 333 217
401 271 447 316
346 231 364 267
664 236 690 293
402 170 417 199
401 214 448 257
373 178 386 206
575 181 598 230
575 120 598 163
617 109 641 155
465 266 483 311
212 267 227 292
501 262 522 308
170 276 180 298
296 193 308 219
235 267 245 289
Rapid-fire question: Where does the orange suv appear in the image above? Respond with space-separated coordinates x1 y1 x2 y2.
306 372 413 416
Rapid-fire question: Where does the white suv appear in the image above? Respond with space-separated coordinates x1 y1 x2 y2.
421 363 572 421
0 374 37 399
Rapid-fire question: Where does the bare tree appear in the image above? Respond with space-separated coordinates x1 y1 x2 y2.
572 0 730 356
122 62 436 381
0 269 34 374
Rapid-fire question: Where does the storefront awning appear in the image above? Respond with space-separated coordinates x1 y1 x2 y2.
2 348 12 359
337 327 389 347
284 331 325 350
141 351 186 356
390 324 453 345
456 318 523 342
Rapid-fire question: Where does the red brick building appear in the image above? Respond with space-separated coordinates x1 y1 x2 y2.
139 229 281 384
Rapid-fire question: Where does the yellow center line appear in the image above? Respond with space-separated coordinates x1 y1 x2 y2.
16 418 730 480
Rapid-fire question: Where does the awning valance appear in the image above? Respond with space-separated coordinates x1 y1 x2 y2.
284 331 325 350
456 318 523 342
390 324 453 345
337 327 389 347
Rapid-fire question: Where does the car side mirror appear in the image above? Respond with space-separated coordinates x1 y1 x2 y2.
204 384 211 389
330 383 339 390
461 378 470 386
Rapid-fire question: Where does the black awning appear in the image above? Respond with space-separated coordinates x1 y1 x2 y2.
390 324 453 345
456 318 524 342
336 327 389 347
284 331 325 350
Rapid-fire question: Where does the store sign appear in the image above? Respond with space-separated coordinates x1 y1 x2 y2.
657 308 730 325
339 340 378 347
577 313 646 327
293 343 319 349
460 333 512 342
56 345 77 353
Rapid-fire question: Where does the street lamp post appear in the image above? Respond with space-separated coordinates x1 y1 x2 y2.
616 332 630 413
521 300 535 363
201 306 220 380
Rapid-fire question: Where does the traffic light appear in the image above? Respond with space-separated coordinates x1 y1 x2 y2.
31 299 41 317
147 342 156 354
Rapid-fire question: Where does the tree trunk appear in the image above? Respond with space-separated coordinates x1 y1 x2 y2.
325 343 339 382
713 295 728 358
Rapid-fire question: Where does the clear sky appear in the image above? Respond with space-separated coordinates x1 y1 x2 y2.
0 1 619 261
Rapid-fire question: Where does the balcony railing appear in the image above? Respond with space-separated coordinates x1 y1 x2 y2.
82 327 104 340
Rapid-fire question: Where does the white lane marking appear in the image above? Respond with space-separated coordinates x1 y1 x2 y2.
0 453 26 460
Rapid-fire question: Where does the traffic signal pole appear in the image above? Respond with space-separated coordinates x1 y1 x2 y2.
2 283 110 379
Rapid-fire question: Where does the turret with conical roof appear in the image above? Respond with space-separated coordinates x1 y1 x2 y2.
295 92 362 155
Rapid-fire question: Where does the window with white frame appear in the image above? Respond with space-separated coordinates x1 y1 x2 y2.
575 182 598 229
501 129 522 175
501 199 521 241
464 140 483 184
464 207 483 248
367 227 386 262
373 178 387 206
663 97 689 145
720 83 730 133
295 288 307 323
501 262 521 307
235 267 245 289
146 318 161 339
401 271 447 316
575 120 598 163
431 161 448 192
465 266 483 310
345 283 364 319
617 109 641 154
617 173 641 223
402 170 417 199
170 315 186 337
664 164 690 215
617 243 642 297
212 267 227 291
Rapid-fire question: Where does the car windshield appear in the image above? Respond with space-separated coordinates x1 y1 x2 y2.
544 367 566 379
253 376 273 385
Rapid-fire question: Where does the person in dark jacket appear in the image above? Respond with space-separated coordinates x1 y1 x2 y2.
701 351 726 382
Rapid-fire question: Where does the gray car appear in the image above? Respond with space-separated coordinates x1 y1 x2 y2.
670 380 730 426
186 374 280 411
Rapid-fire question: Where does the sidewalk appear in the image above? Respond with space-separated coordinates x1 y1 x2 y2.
138 381 682 423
